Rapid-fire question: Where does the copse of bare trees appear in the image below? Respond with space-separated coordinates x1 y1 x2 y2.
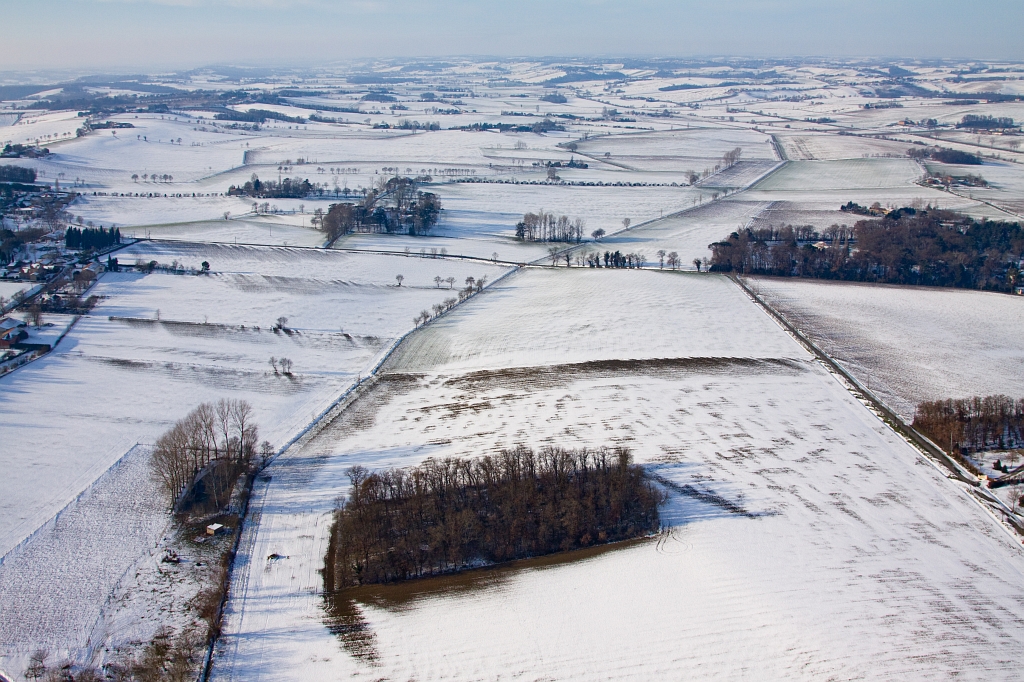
325 446 664 590
581 250 646 268
515 210 586 243
150 399 263 511
722 147 742 168
914 396 1024 468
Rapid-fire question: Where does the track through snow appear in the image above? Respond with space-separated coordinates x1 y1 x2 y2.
212 269 1024 681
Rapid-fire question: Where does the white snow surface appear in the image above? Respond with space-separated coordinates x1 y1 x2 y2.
384 269 803 373
746 277 1024 420
213 270 1024 681
0 244 510 558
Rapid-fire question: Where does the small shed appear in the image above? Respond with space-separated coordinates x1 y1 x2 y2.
206 523 225 536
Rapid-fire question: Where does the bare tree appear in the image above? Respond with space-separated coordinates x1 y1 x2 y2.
622 218 631 230
25 304 42 327
275 316 288 331
445 276 455 289
24 650 48 679
433 276 442 288
395 274 404 287
657 250 666 269
269 357 278 374
279 358 293 375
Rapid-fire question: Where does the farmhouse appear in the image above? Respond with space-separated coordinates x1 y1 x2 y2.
0 318 27 348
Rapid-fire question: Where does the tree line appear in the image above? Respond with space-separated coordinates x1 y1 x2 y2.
325 446 664 589
709 207 1024 292
319 176 441 240
956 114 1016 130
0 165 35 183
150 399 269 512
515 211 586 242
228 174 316 199
414 275 487 326
65 226 121 250
907 146 982 165
914 395 1024 459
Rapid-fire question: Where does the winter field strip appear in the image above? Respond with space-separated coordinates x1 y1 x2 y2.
774 133 914 161
751 158 924 191
745 277 1024 421
383 269 802 373
595 198 772 266
213 269 1024 680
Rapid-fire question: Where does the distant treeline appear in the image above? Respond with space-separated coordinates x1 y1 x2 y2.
914 396 1024 465
0 165 36 183
65 226 121 250
956 114 1016 130
457 119 565 134
710 208 1024 292
908 146 982 165
228 175 315 199
214 108 305 124
319 176 441 239
325 446 664 589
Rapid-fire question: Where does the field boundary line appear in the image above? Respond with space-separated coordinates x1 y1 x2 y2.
732 274 1024 537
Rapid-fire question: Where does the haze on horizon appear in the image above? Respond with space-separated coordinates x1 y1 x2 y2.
2 0 1022 73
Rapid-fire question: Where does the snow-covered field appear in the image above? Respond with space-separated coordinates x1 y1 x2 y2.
597 198 771 266
0 243 510 675
0 244 509 554
5 61 1024 681
775 133 913 161
752 158 924 191
573 127 776 172
212 268 1024 681
746 277 1024 421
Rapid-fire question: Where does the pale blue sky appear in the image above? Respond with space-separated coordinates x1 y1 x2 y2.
1 0 1021 70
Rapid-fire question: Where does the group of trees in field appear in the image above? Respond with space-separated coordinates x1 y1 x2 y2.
654 249 683 269
318 176 442 240
515 211 586 243
325 446 664 589
65 226 121 250
228 174 315 199
914 396 1024 461
956 114 1016 130
721 146 743 167
0 165 36 183
580 250 647 268
709 208 1024 292
413 276 487 325
907 146 982 165
150 399 269 513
